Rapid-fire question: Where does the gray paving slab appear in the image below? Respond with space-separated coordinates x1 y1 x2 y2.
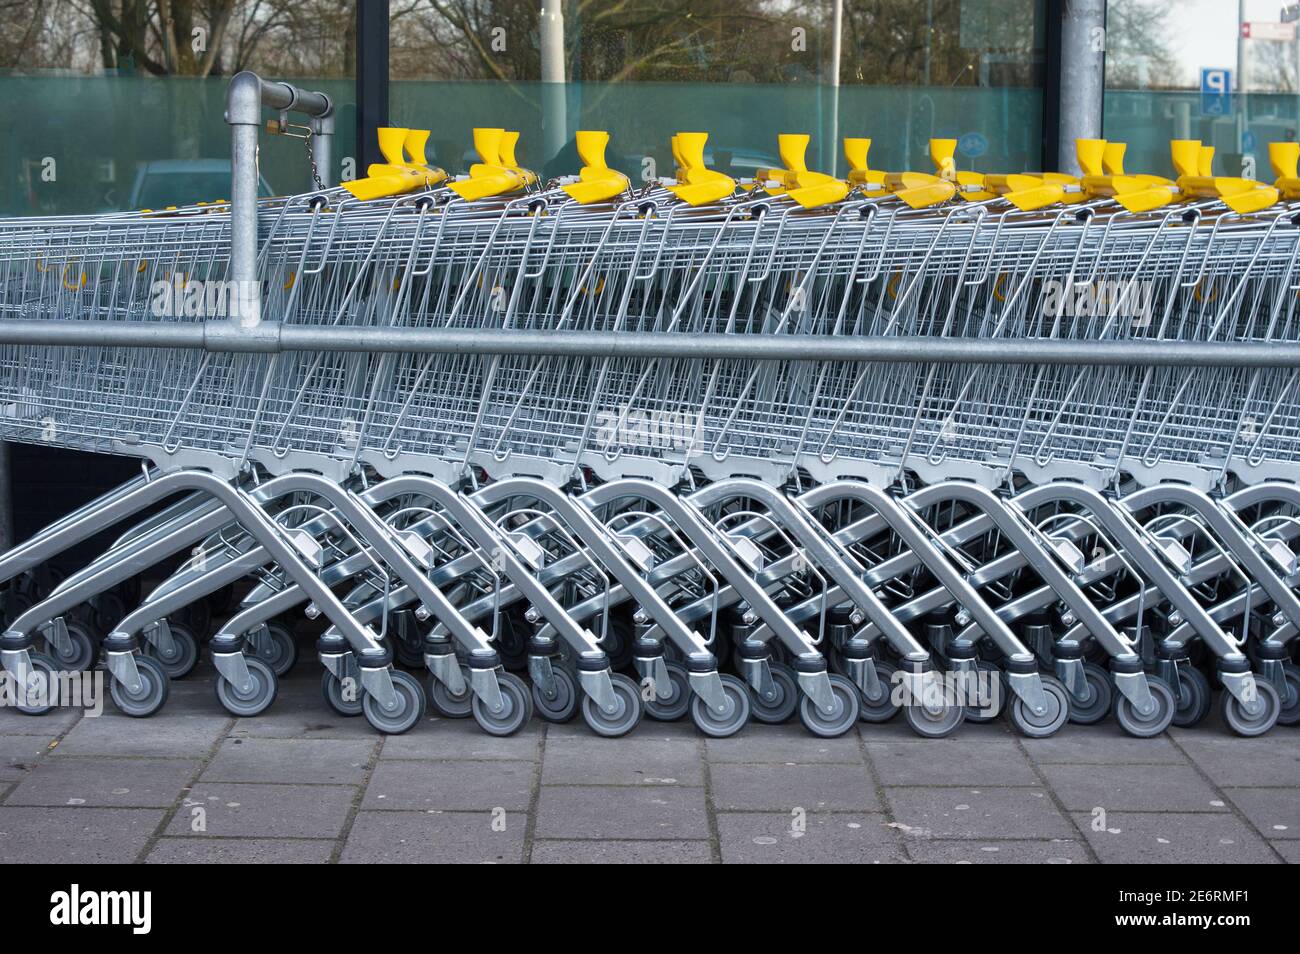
145 837 336 864
535 785 710 840
704 723 863 763
0 704 83 736
1173 735 1300 788
165 782 356 839
710 761 879 812
542 737 702 785
201 737 376 785
1221 788 1300 838
379 716 543 760
857 717 1013 743
867 738 1039 786
340 809 525 863
1272 840 1300 862
1020 726 1188 765
1072 811 1282 863
545 716 698 741
1036 762 1230 813
715 811 906 863
903 838 1092 864
530 839 714 863
225 680 383 739
6 757 198 808
363 759 534 811
0 734 52 781
885 786 1075 839
50 709 231 758
0 806 164 863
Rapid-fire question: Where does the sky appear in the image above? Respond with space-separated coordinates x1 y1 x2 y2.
1165 0 1296 87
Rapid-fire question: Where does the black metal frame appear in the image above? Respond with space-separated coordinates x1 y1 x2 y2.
356 0 391 171
1042 0 1063 172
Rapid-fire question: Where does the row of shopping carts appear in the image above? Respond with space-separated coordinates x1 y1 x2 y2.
0 111 1298 741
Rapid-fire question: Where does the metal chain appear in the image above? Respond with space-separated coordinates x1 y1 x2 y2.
302 129 324 192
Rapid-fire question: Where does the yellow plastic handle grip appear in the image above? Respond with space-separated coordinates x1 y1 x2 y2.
1170 140 1202 179
377 127 410 165
403 129 430 167
1102 141 1126 176
1270 142 1300 180
575 130 610 171
930 138 957 178
675 132 709 175
778 134 811 175
473 127 505 167
844 138 871 175
1198 145 1215 177
499 130 521 168
1075 138 1106 177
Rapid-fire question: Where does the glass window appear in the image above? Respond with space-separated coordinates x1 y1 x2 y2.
389 1 1047 184
0 2 357 216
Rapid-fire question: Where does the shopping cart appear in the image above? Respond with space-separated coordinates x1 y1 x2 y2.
0 71 1298 741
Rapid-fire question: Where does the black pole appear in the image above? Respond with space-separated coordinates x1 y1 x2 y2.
1042 0 1063 172
356 0 390 171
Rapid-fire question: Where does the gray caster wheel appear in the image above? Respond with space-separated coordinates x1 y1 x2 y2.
1066 661 1113 725
904 699 964 738
581 672 643 737
321 669 362 717
1221 678 1280 738
532 665 579 722
644 660 691 721
472 671 533 736
248 622 298 677
144 621 200 679
1279 663 1300 727
1114 675 1175 738
857 660 901 722
428 664 474 718
216 657 278 717
962 660 1004 722
109 654 170 717
690 674 750 738
46 621 95 672
363 669 426 734
1007 674 1070 738
798 673 861 738
1170 663 1211 728
749 661 799 724
13 652 58 715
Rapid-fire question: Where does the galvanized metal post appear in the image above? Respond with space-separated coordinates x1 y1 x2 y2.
1056 0 1106 175
540 0 567 164
225 72 334 330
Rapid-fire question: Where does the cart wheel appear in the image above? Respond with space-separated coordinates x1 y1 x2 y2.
13 652 58 715
857 660 901 722
321 669 362 716
798 674 861 738
690 674 750 738
1114 675 1175 738
1169 664 1212 728
248 622 298 677
1007 674 1070 738
581 673 643 738
1221 679 1280 738
644 661 691 721
144 621 200 679
1066 662 1113 725
963 660 1005 722
532 665 578 722
47 620 96 673
428 665 474 718
748 662 798 724
472 671 533 736
363 670 426 735
216 657 278 717
110 655 170 717
1278 663 1300 727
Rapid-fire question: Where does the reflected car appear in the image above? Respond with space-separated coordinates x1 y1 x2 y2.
127 159 273 209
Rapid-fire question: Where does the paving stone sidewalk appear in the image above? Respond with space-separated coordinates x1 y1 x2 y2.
0 661 1295 864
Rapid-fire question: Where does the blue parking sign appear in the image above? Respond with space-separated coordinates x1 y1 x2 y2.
1201 68 1232 116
